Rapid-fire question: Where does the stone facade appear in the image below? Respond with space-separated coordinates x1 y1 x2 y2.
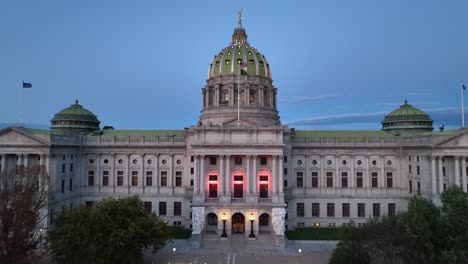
1 16 468 247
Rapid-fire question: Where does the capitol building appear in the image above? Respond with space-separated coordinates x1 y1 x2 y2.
1 15 467 247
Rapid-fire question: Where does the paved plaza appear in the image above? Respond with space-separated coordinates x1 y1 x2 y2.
143 238 336 264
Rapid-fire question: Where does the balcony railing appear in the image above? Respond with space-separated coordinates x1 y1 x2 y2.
205 198 219 203
231 198 246 203
258 198 272 203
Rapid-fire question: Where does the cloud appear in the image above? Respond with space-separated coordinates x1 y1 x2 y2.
280 95 337 104
285 107 466 127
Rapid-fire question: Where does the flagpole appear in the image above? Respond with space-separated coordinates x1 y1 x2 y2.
237 62 240 127
462 80 465 128
20 81 24 127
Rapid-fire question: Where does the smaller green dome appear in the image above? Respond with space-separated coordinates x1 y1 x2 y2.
382 100 433 136
51 100 100 134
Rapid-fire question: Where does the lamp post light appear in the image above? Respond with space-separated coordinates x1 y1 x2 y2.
248 213 255 238
221 213 228 238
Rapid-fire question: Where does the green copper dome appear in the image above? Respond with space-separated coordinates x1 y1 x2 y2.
382 100 433 136
51 100 100 134
207 17 271 79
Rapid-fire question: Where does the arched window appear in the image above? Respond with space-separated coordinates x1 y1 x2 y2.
259 213 269 226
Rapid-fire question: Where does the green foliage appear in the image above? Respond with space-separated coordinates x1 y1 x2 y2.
285 227 343 240
329 187 468 264
168 226 192 239
49 196 170 264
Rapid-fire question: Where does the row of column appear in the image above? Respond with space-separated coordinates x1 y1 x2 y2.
0 153 49 173
203 85 274 109
431 155 468 194
193 155 283 196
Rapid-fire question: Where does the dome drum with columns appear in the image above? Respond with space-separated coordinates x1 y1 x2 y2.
200 13 280 127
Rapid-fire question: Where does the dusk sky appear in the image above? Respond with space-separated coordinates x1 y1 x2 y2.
1 0 468 130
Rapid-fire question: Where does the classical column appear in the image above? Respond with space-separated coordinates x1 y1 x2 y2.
112 154 116 191
246 155 251 194
365 156 370 188
225 155 231 194
350 156 355 188
455 156 460 187
1 154 5 173
462 158 467 192
214 86 219 107
252 155 257 194
24 154 29 168
272 155 277 194
305 155 310 188
431 156 437 195
380 156 385 188
438 156 444 193
279 155 284 194
194 155 199 194
335 155 339 188
320 155 325 188
17 154 23 167
155 154 160 194
200 155 205 195
141 154 145 188
219 155 224 195
168 154 174 187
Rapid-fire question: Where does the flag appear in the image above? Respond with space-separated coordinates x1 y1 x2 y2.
22 82 32 88
240 62 248 75
462 81 466 91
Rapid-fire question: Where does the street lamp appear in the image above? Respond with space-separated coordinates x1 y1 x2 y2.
221 213 228 238
249 213 255 238
313 222 320 240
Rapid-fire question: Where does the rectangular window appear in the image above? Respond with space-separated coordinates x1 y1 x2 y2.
88 171 95 186
358 203 365 217
61 179 65 193
371 172 378 188
408 156 411 161
342 203 350 217
283 156 288 163
190 179 193 186
409 165 412 174
417 181 421 195
69 178 73 192
190 167 194 175
260 156 268 165
234 175 243 181
443 167 446 176
388 203 396 216
62 164 66 173
416 166 420 175
117 171 124 186
144 202 152 214
327 203 335 217
311 172 318 188
341 172 348 188
386 172 393 188
146 171 153 186
326 172 333 187
176 171 182 187
158 202 166 216
417 156 420 162
356 172 363 188
102 170 109 186
209 156 217 165
131 171 138 186
409 180 413 194
161 171 167 186
296 203 304 217
284 180 288 187
191 156 194 162
312 203 320 217
234 157 242 165
259 175 268 181
70 164 73 172
296 172 304 188
284 168 288 175
174 202 182 216
373 203 380 217
85 201 93 207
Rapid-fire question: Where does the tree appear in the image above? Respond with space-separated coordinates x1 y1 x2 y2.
329 188 468 264
49 196 170 264
0 165 49 264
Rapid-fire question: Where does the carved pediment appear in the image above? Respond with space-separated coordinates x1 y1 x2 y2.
436 129 468 147
0 127 49 146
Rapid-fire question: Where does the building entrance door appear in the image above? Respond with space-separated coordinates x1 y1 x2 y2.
231 213 245 234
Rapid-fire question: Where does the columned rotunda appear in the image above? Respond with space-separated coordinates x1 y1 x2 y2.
1 13 468 248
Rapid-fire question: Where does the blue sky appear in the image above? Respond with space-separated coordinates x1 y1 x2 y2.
1 0 467 130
